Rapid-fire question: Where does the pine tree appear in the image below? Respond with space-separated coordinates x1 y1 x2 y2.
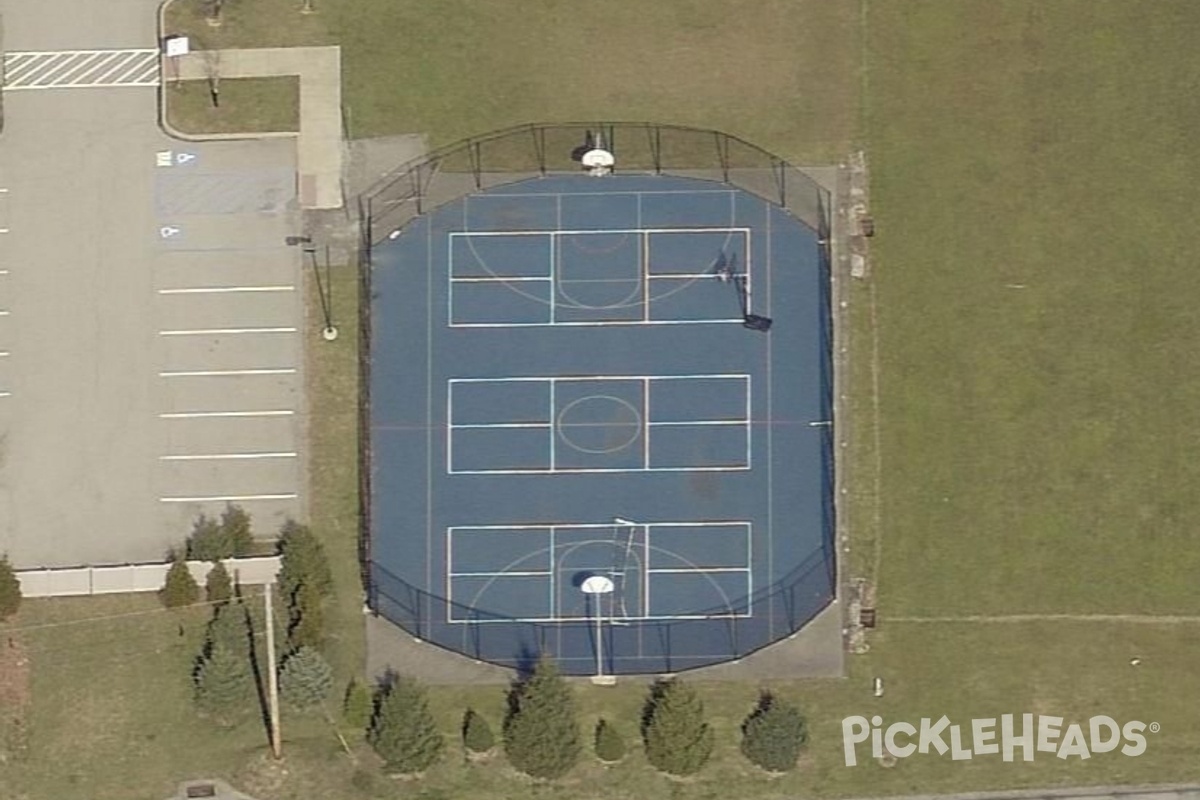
642 678 714 776
740 693 808 773
160 554 200 608
220 504 254 557
187 514 227 561
594 718 626 763
503 657 581 779
279 646 334 711
205 599 250 657
277 519 333 602
0 555 21 620
462 708 494 754
288 580 324 649
205 560 233 606
343 678 373 731
368 676 444 773
194 641 254 725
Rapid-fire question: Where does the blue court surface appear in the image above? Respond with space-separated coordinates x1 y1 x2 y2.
368 173 835 674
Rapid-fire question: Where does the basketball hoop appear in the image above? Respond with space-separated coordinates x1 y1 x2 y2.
581 148 615 177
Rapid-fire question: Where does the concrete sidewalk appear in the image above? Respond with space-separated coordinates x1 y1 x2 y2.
846 784 1200 800
166 46 343 209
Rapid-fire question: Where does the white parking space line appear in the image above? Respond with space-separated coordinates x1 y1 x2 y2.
159 368 297 377
160 452 298 461
160 493 299 503
159 327 298 336
157 286 296 295
159 410 295 419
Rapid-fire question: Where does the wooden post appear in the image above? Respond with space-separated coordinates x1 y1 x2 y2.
265 584 282 758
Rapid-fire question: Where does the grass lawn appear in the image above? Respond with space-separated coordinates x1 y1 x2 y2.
864 0 1200 616
303 264 366 687
165 77 299 135
4 0 1192 797
162 0 860 162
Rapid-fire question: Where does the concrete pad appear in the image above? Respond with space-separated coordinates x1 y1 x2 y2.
167 46 344 209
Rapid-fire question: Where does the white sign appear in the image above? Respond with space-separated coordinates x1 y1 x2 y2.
159 226 181 239
156 150 173 167
163 36 190 58
175 152 197 166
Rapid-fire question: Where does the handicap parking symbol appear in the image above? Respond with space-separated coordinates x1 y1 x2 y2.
155 151 199 167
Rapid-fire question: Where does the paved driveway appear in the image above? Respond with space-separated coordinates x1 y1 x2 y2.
0 0 305 565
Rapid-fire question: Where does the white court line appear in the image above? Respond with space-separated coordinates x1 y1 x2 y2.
159 368 296 377
477 188 737 199
448 276 548 284
159 410 295 419
451 373 749 383
449 571 551 579
647 567 751 574
452 319 743 329
159 327 297 336
449 521 749 531
450 226 750 238
160 452 297 461
647 272 724 280
548 380 556 470
160 493 298 503
157 286 295 295
449 422 551 430
646 419 746 427
449 612 751 624
643 377 650 468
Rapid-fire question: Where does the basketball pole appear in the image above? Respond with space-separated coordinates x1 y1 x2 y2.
265 584 282 758
593 593 605 683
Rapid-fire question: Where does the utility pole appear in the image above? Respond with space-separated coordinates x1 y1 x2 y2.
265 583 282 758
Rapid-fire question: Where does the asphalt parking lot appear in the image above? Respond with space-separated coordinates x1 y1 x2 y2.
0 0 306 565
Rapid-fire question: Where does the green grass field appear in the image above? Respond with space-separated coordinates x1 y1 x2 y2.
165 77 299 134
865 0 1200 617
4 0 1197 797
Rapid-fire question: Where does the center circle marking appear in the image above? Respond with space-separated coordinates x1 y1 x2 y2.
555 395 642 454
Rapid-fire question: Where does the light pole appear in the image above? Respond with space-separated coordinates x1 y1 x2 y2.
580 575 615 685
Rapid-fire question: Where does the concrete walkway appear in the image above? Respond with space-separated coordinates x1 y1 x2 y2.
848 785 1200 800
166 47 343 209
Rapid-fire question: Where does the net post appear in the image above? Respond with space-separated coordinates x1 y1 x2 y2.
470 139 482 190
716 131 730 183
651 124 662 174
533 124 547 175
